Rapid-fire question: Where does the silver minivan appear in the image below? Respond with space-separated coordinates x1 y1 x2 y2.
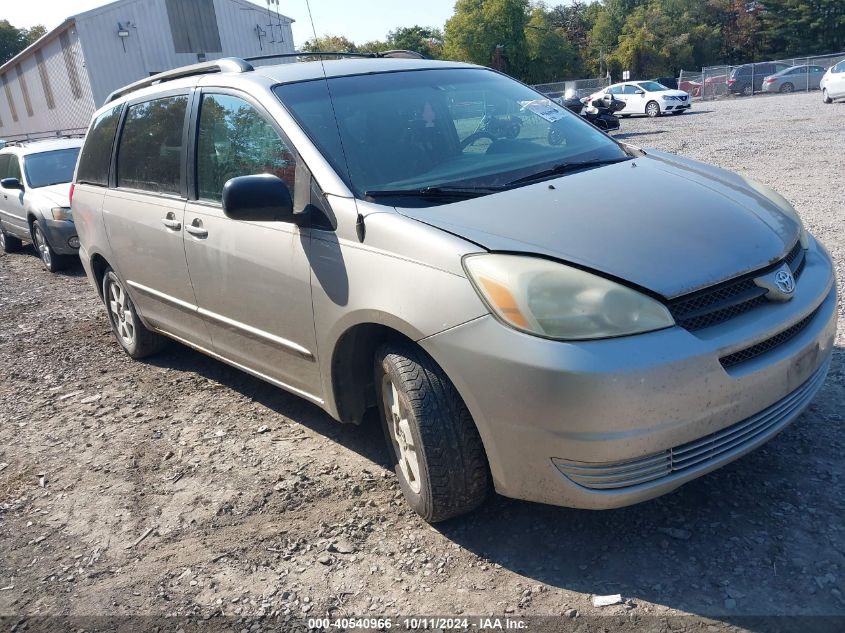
73 56 837 522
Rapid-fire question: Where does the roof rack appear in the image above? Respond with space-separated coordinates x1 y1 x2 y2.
105 57 254 103
243 49 427 63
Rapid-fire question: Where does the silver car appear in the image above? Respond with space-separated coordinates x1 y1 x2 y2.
0 139 83 272
761 64 828 93
72 56 837 522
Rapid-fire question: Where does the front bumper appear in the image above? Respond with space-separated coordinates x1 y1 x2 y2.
420 238 837 509
41 218 79 255
663 102 691 111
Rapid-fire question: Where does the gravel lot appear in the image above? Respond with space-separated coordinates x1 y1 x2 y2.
1 91 844 631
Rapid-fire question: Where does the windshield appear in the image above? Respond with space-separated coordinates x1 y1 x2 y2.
24 148 80 188
274 68 628 204
637 81 669 92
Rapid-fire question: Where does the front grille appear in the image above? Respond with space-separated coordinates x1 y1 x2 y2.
667 241 805 331
719 306 820 369
553 360 828 490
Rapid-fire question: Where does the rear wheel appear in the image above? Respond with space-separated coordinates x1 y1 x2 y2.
32 221 70 273
375 341 489 522
823 88 832 104
742 84 753 96
0 223 22 253
645 101 661 117
779 82 794 94
102 268 167 359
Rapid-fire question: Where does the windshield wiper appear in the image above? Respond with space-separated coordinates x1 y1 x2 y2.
504 158 631 187
364 185 504 200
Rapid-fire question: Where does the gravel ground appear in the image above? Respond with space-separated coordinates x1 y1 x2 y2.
1 91 844 632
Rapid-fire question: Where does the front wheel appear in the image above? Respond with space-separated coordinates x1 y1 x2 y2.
0 223 22 253
102 268 167 359
375 341 489 522
823 88 832 104
779 82 794 94
32 221 70 273
645 101 661 117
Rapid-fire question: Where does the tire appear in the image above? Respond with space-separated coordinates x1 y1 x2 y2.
102 268 167 359
779 82 794 94
742 84 753 97
823 88 832 104
0 223 22 253
375 341 489 522
32 221 70 273
645 101 661 117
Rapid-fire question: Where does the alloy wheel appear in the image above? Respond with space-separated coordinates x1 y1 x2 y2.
108 277 136 347
0 231 5 251
34 225 51 269
646 102 660 117
382 375 422 493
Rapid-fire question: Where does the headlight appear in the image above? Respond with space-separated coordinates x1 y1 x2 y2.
51 207 73 221
463 254 675 340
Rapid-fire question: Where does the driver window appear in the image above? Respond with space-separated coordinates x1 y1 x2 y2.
608 85 623 95
623 85 639 94
196 93 296 203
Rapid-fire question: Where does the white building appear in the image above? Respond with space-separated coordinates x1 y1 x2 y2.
0 0 294 140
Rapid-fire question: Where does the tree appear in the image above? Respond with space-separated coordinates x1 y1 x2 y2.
300 34 358 53
24 25 47 46
523 6 580 83
387 25 444 58
0 20 27 65
443 0 530 76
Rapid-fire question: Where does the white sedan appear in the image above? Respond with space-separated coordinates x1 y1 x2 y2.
590 81 691 117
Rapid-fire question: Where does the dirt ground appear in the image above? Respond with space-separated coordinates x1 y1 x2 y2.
1 91 844 632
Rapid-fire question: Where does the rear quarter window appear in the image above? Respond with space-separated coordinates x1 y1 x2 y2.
77 105 122 186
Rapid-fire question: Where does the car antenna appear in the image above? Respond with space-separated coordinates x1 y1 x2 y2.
303 0 365 242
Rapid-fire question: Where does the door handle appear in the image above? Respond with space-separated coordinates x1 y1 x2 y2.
161 213 181 231
186 218 208 238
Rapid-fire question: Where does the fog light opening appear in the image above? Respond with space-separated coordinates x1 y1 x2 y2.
68 236 80 249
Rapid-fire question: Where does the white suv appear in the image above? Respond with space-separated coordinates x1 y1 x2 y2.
0 138 83 272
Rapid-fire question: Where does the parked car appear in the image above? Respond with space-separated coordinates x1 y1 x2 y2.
74 56 836 522
761 65 828 93
0 138 83 272
678 79 702 98
591 81 691 117
727 62 791 95
821 59 845 103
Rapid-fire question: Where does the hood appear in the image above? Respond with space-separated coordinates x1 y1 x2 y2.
395 151 800 299
30 183 71 209
657 89 690 98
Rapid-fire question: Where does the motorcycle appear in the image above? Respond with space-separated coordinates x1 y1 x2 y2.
474 105 523 140
549 90 625 144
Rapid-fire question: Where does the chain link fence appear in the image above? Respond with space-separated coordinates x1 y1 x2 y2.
699 52 845 100
532 77 608 101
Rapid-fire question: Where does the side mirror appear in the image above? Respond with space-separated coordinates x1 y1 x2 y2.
635 89 645 95
1 177 23 191
222 174 294 223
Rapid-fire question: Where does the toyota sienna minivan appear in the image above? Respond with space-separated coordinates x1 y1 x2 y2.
72 55 837 522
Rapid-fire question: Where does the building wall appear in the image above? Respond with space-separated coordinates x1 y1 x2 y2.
0 0 294 140
0 24 96 141
77 0 294 107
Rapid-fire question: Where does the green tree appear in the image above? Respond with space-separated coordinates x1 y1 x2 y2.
300 34 358 54
24 25 47 45
444 0 530 76
387 25 444 58
0 20 27 65
523 6 580 83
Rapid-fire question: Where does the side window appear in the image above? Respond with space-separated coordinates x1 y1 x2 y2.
6 155 22 181
117 95 188 195
608 85 623 95
77 105 122 186
623 85 639 94
196 93 296 203
0 155 10 180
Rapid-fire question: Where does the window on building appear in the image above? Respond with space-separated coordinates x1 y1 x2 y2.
117 96 188 195
196 94 296 203
165 0 223 54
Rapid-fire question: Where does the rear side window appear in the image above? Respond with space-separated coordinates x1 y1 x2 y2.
117 95 188 195
196 93 296 203
4 154 22 181
0 155 10 179
77 105 122 186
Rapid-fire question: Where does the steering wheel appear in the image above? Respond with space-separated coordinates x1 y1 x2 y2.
460 131 498 150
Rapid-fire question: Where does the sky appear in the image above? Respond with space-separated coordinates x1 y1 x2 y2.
4 0 458 47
